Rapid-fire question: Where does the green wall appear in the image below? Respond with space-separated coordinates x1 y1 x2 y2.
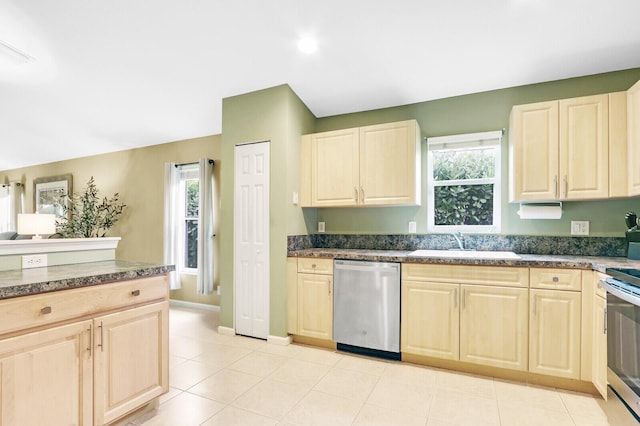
219 85 315 335
313 68 640 237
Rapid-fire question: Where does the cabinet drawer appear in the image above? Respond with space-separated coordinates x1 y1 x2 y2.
530 268 581 291
298 258 333 275
402 263 528 288
0 275 168 336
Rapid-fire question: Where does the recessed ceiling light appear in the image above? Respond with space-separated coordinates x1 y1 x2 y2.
297 36 318 54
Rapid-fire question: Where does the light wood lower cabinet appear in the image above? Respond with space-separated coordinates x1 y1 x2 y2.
0 275 169 426
94 301 169 425
529 289 581 379
0 320 93 425
401 264 529 372
297 273 333 340
288 257 334 341
401 280 459 360
459 285 528 371
592 274 608 399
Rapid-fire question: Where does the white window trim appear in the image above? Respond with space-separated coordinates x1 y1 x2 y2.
426 130 502 234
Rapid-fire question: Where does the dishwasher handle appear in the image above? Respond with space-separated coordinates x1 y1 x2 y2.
334 260 400 273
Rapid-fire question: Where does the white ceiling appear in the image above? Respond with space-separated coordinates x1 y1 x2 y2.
1 0 640 171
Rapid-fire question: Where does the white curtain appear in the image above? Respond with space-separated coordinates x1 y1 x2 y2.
163 163 182 290
197 158 215 295
0 182 24 232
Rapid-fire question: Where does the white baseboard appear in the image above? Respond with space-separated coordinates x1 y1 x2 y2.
169 299 220 312
267 334 292 346
217 326 236 336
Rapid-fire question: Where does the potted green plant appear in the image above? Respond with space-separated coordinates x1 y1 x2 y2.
56 176 126 238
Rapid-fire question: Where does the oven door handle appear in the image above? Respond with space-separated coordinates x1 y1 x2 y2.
601 279 640 307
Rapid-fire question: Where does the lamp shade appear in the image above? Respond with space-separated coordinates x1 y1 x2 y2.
17 213 56 238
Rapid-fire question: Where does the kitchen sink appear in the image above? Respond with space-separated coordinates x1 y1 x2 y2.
408 249 521 259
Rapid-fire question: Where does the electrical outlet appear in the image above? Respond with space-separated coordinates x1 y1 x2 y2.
217 286 221 296
22 254 48 269
408 221 417 234
318 221 325 233
571 221 589 236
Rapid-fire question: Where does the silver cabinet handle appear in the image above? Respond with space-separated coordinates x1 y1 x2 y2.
604 308 607 335
87 324 93 353
328 278 331 295
563 176 567 198
462 288 466 309
40 306 52 315
360 186 364 203
98 321 104 352
354 187 358 202
533 295 537 316
554 176 558 198
131 289 140 296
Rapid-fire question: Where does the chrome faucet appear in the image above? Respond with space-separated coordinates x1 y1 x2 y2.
451 231 465 250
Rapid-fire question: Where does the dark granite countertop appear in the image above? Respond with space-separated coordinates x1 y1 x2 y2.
288 248 640 273
0 260 174 299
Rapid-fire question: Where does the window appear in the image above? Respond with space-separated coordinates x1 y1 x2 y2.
426 131 502 234
179 164 200 274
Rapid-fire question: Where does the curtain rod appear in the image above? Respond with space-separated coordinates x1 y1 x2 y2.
174 159 214 168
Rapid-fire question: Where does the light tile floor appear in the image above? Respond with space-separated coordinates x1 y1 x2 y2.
128 306 639 426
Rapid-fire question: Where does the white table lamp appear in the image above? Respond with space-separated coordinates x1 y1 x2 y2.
17 213 56 239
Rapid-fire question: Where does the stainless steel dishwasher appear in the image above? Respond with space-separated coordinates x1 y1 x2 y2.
333 259 401 359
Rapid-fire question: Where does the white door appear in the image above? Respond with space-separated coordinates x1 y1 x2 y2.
234 142 270 339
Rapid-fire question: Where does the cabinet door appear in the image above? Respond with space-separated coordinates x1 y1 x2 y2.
559 94 609 200
609 91 628 198
628 80 640 195
401 280 459 360
359 120 421 206
460 285 528 371
0 320 93 426
94 301 169 425
529 289 581 379
509 101 559 201
297 273 333 340
593 295 608 399
310 128 360 207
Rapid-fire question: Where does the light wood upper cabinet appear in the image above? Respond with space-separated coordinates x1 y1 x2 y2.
304 128 360 207
401 280 459 360
359 121 421 206
0 320 93 426
510 94 612 201
628 79 640 196
559 95 609 200
301 119 421 207
529 289 581 379
459 285 529 371
510 100 559 201
94 301 169 426
609 91 628 198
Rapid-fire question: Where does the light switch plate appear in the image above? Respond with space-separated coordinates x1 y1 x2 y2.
318 222 325 233
292 191 299 205
408 221 417 234
571 221 589 236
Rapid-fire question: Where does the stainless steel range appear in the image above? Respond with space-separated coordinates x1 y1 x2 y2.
602 268 640 419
